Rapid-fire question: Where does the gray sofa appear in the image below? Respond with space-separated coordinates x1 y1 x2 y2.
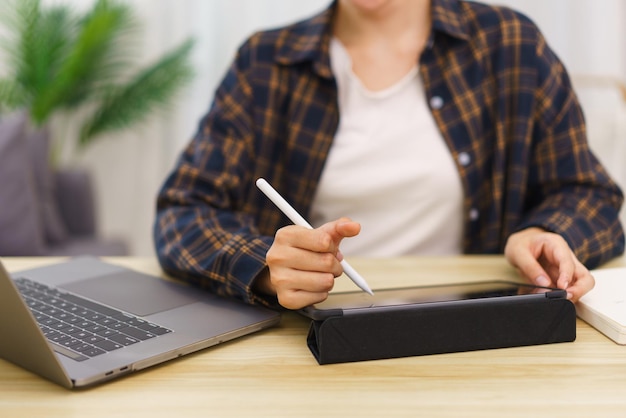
0 111 128 256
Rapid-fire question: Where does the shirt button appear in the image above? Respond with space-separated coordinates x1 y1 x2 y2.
458 152 471 166
429 96 444 110
469 208 479 221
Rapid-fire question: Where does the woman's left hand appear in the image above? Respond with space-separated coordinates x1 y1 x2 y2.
504 227 595 302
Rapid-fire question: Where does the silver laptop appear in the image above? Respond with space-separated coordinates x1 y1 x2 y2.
0 257 280 388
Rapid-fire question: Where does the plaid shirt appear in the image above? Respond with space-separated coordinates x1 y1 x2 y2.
154 0 624 306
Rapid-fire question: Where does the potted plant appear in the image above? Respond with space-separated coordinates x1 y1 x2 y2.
0 0 194 256
0 0 194 158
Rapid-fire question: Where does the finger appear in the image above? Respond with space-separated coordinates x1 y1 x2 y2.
508 248 551 287
563 261 595 302
539 241 575 290
277 288 331 310
272 271 335 310
271 268 336 293
274 225 340 254
556 260 575 290
294 251 344 276
267 244 343 277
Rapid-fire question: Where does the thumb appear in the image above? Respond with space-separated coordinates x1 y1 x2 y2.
335 218 361 239
319 217 361 246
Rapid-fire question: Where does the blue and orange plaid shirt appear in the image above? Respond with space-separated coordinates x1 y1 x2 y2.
154 0 624 306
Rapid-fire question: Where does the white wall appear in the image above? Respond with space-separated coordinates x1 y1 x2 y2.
36 0 626 255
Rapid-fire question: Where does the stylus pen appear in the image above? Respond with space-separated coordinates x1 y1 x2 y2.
256 178 374 296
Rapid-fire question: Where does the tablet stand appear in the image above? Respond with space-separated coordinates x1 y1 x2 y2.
306 296 576 364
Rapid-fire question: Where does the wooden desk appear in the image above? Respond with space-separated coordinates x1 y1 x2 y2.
1 256 625 418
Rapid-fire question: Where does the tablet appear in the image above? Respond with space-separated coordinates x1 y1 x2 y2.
299 280 565 320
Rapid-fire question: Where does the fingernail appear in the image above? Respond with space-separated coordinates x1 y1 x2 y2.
567 292 573 300
536 276 551 287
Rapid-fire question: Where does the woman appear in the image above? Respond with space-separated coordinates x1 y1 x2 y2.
154 0 624 309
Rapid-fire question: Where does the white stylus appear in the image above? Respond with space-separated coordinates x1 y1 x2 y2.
256 178 373 295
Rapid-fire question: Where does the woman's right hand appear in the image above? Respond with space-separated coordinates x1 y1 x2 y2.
260 217 361 309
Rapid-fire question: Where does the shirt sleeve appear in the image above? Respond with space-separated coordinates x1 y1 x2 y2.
153 39 279 308
516 31 625 268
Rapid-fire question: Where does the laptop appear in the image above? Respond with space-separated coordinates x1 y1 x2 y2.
0 257 281 388
576 267 626 344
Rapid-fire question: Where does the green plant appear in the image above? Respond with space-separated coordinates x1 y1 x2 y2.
0 0 194 149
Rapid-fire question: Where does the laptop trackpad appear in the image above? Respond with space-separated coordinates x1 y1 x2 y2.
61 271 201 317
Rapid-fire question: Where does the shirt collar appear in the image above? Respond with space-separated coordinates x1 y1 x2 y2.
431 0 471 42
275 2 337 78
275 0 470 76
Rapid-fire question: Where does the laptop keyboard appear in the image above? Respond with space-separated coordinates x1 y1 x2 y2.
14 277 172 362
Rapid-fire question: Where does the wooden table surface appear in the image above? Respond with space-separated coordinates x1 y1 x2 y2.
1 255 625 418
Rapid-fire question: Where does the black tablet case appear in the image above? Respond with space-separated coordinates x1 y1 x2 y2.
306 295 576 364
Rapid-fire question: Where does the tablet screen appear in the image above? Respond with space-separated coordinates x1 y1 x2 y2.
309 281 555 311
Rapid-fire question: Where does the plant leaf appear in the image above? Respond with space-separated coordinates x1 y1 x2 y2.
32 0 137 121
0 78 26 111
0 1 78 122
79 39 195 145
0 0 194 149
25 6 77 122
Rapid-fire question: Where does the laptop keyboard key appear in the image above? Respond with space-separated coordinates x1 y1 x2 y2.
73 343 95 353
61 338 82 348
150 326 172 336
50 322 71 331
60 293 123 317
72 331 93 340
80 347 106 357
63 326 81 335
50 334 71 344
126 318 148 327
112 312 136 322
93 339 123 352
84 324 107 333
109 322 130 331
40 317 57 327
108 334 140 346
121 327 157 341
84 335 104 344
94 329 118 338
95 317 117 326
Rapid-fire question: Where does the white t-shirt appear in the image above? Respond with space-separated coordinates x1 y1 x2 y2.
309 38 464 257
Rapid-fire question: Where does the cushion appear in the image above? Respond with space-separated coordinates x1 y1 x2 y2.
25 123 69 244
46 236 129 256
0 112 46 255
55 169 96 236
